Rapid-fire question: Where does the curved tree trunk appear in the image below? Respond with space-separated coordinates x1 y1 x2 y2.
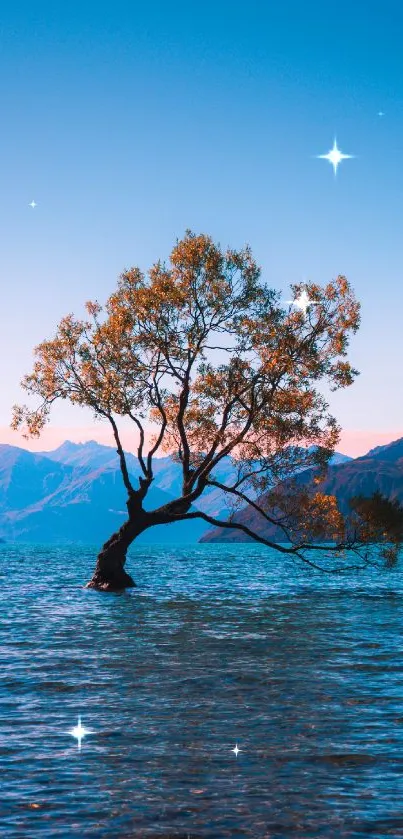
86 511 149 592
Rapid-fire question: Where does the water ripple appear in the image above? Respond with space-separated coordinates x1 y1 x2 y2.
1 543 403 836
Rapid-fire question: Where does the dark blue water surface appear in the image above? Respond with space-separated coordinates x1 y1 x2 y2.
2 543 403 838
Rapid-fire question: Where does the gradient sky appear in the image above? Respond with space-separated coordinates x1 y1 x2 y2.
1 0 402 457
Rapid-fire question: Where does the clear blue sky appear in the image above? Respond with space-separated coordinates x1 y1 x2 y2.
1 0 402 455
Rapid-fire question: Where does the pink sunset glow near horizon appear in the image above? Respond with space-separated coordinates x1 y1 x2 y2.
0 425 401 460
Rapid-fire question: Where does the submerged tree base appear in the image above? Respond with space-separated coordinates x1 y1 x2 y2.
85 567 136 592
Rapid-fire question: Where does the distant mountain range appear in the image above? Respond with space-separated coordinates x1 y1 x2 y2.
42 440 240 522
0 436 391 545
0 442 205 544
0 439 264 544
201 437 403 543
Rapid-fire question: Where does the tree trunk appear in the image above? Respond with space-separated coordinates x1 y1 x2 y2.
86 512 148 592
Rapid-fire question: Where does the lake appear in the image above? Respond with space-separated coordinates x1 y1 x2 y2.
2 543 403 837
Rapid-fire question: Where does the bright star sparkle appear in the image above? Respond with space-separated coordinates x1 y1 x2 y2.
29 201 37 209
285 289 315 315
317 138 354 175
69 715 92 749
232 743 242 757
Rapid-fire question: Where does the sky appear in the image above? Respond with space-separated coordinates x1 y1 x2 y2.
0 0 402 457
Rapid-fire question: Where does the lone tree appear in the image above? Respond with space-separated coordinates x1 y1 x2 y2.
12 231 403 589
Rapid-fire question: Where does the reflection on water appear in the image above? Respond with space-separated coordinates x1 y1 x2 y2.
2 543 403 837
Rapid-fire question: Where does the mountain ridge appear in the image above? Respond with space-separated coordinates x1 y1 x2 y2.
0 437 399 545
201 437 403 543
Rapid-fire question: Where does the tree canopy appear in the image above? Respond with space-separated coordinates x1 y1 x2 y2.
12 230 403 585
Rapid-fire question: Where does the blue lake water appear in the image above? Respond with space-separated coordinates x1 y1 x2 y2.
2 542 403 837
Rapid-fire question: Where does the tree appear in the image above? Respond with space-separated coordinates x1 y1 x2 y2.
11 231 403 590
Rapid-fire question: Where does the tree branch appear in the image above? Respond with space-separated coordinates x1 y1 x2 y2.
127 411 148 477
153 509 376 573
204 477 292 536
107 414 136 496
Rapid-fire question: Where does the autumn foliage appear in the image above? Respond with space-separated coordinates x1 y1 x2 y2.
11 231 403 587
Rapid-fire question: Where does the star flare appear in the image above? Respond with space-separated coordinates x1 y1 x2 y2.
317 138 354 175
285 289 315 315
69 715 92 749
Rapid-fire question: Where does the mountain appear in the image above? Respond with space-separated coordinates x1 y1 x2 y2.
0 439 353 545
363 437 403 463
0 444 208 544
327 452 352 465
201 437 403 543
41 441 242 520
41 440 351 521
0 445 74 511
40 440 142 474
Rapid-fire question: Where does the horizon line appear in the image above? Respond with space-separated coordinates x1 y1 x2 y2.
0 426 402 460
